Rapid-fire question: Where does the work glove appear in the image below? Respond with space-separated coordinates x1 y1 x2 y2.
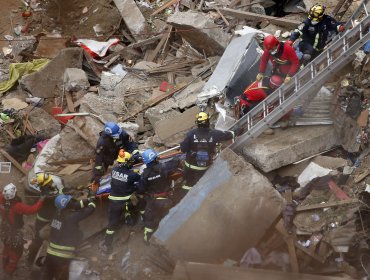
131 150 142 163
338 25 345 32
285 40 294 46
256 73 264 81
284 76 291 83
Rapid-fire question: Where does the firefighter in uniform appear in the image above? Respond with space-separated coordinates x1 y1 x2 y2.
139 149 181 243
237 75 283 118
92 121 140 192
288 4 345 66
100 150 142 254
41 194 96 280
257 35 300 84
178 112 234 200
0 183 44 276
28 173 96 265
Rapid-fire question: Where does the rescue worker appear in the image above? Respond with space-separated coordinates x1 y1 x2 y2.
288 4 345 65
139 149 181 243
257 35 300 84
40 194 96 280
178 112 234 199
28 172 64 265
92 122 140 191
0 183 44 276
100 150 142 254
237 75 283 118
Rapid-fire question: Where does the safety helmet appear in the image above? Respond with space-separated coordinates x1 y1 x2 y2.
142 149 158 165
195 112 209 127
104 122 122 138
269 75 283 89
308 4 326 22
263 35 279 52
3 183 16 200
55 194 72 210
117 149 132 163
36 172 53 186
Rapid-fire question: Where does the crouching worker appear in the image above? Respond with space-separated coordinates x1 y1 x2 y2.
139 149 181 243
0 183 44 277
40 194 96 280
236 75 283 118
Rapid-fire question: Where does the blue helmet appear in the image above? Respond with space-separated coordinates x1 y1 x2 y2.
55 194 72 210
142 149 158 165
104 122 122 138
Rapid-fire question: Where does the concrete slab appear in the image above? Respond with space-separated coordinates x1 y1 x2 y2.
113 0 148 41
154 106 199 146
20 48 83 98
29 107 61 137
167 11 231 56
242 126 340 173
172 262 348 280
35 37 69 58
154 148 284 263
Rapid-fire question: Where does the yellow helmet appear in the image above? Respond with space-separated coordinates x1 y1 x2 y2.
36 172 52 186
195 112 209 127
308 4 326 22
117 149 132 163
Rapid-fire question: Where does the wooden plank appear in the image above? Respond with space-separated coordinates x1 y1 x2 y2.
57 164 83 175
296 199 359 212
357 109 368 127
151 0 180 16
354 169 370 183
48 157 92 166
219 8 301 28
65 92 75 113
216 8 230 26
147 27 169 62
0 149 28 175
328 180 350 200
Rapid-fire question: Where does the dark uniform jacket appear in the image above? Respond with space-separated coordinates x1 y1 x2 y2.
48 204 95 258
110 164 140 198
290 15 340 51
95 131 138 168
180 128 233 167
139 159 181 195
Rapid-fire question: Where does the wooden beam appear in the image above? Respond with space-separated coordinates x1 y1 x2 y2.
296 199 359 212
151 0 180 16
216 8 230 26
65 92 75 113
147 27 170 62
0 149 28 175
218 8 301 28
48 157 92 166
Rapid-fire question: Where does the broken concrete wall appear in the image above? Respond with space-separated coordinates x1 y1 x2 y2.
154 148 284 263
242 126 340 173
167 11 231 56
20 48 83 98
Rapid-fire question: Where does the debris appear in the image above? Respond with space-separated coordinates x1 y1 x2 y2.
0 149 28 175
2 98 28 111
29 107 62 137
0 59 49 95
64 68 89 92
296 199 359 212
75 38 120 58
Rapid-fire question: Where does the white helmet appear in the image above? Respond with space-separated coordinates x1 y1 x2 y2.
3 183 16 200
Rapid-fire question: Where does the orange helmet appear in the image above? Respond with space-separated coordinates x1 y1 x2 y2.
264 35 279 52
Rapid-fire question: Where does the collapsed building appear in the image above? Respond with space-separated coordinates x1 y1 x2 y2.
1 0 370 279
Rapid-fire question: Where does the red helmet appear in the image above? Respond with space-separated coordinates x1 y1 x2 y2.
269 75 283 89
263 35 279 51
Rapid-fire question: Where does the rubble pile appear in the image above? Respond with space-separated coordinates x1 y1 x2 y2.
1 0 370 279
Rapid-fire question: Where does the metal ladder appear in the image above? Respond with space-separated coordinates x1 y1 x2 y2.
229 0 370 152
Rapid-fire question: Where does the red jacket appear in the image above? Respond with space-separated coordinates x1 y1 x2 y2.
259 43 300 77
0 194 43 229
239 80 269 106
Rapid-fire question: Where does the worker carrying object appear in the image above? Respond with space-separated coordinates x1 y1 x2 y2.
139 148 181 244
177 112 234 201
0 183 44 276
92 121 141 192
257 35 300 84
40 194 96 280
237 75 283 118
100 150 144 254
287 4 345 66
28 172 96 266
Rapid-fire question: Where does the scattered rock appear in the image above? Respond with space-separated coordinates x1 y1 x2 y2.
64 68 89 92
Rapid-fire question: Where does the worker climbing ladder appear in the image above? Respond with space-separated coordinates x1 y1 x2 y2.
229 0 370 151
